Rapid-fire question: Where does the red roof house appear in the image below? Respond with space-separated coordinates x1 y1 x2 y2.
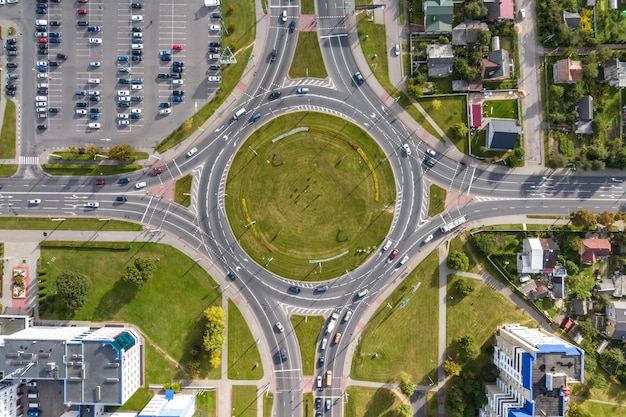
553 58 583 84
581 237 611 265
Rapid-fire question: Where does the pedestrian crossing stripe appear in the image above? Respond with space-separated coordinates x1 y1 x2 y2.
19 156 39 165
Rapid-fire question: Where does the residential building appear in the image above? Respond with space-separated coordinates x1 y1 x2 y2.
517 238 560 274
580 237 611 265
0 325 143 406
599 58 626 88
0 382 19 417
606 301 626 341
423 0 454 32
575 96 593 134
486 119 521 150
139 391 195 417
553 58 583 84
484 0 515 21
451 21 489 46
426 44 454 78
571 298 588 316
482 49 511 80
561 11 581 28
481 325 584 417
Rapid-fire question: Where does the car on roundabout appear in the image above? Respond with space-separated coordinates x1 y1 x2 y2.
275 322 285 333
387 248 399 263
135 182 147 189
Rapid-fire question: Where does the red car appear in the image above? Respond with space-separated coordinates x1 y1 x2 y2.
94 179 105 186
151 167 165 176
173 44 184 50
77 9 88 15
387 248 399 263
38 38 47 43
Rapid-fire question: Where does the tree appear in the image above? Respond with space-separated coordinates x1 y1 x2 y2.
407 82 424 99
85 144 100 159
584 355 597 372
396 405 412 417
597 211 615 227
448 251 469 271
443 359 462 376
588 374 607 389
550 85 565 97
66 146 79 158
597 294 611 308
567 274 595 300
122 258 157 286
432 99 442 110
459 335 476 360
399 372 416 397
478 30 491 46
570 210 596 227
565 260 579 276
577 319 599 339
451 122 468 140
203 306 226 369
601 347 626 373
473 233 500 256
107 143 134 161
455 278 475 296
560 234 582 260
465 1 486 18
56 271 89 310
453 57 471 79
567 404 592 417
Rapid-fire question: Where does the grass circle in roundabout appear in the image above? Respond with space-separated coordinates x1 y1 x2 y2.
225 112 396 281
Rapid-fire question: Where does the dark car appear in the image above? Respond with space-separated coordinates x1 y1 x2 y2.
159 102 171 108
130 113 141 119
36 8 47 14
6 38 17 45
132 26 142 32
288 286 301 294
118 102 131 109
170 73 182 79
172 66 183 73
76 102 88 108
315 285 329 293
172 90 184 96
6 45 17 51
269 91 281 100
37 88 48 95
132 50 143 56
209 64 220 71
6 84 17 91
6 90 15 96
117 177 130 185
354 71 365 85
89 108 101 114
94 179 105 186
151 167 165 176
6 63 18 69
209 47 220 53
132 56 142 62
158 73 170 79
37 124 47 130
49 38 61 44
48 61 58 67
77 20 89 26
211 12 221 18
56 53 67 60
49 32 61 38
227 272 237 281
89 95 100 102
130 96 142 102
387 248 399 262
209 41 221 47
289 21 296 32
37 49 48 55
279 348 288 362
115 196 128 202
36 25 47 31
49 21 61 27
48 108 59 113
131 2 142 8
315 398 321 409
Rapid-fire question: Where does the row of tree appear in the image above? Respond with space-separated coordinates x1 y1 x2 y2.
65 143 138 162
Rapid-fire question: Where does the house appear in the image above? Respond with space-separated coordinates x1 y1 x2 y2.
529 283 550 301
575 95 593 134
551 275 566 299
517 238 560 274
561 11 581 28
471 103 482 128
599 58 626 88
484 0 515 21
0 325 143 406
426 44 454 78
482 49 511 80
139 392 196 417
606 301 626 341
423 0 454 33
553 58 583 84
580 237 611 265
486 119 521 150
480 324 584 417
571 298 588 316
451 20 489 46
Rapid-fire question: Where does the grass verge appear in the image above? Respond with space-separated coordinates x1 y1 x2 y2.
425 391 438 417
448 234 480 274
303 392 313 417
51 151 150 161
228 300 263 380
571 367 626 404
41 164 144 176
344 387 401 417
263 394 273 417
196 391 217 417
290 315 325 375
0 218 141 231
290 32 328 79
418 96 467 153
41 243 221 379
115 387 154 412
351 251 439 384
0 100 16 159
427 184 446 217
232 385 258 417
574 401 626 417
0 165 18 177
175 174 193 207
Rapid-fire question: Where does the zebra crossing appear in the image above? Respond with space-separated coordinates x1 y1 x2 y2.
290 105 348 119
279 302 334 316
19 156 39 165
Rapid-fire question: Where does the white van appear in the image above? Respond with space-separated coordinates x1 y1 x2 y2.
36 20 47 26
519 275 531 283
320 337 328 350
281 10 287 22
88 78 101 84
232 107 246 120
27 392 38 399
356 288 369 298
28 403 40 409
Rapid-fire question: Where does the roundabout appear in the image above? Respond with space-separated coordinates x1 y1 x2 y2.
225 112 396 280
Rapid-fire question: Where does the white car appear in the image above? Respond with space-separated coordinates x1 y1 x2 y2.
118 96 130 102
208 53 217 60
36 61 48 67
402 143 412 156
159 108 171 115
88 78 101 84
186 147 198 157
89 61 101 67
131 108 142 114
209 25 220 31
117 113 129 119
35 32 47 38
88 91 101 96
85 202 99 208
135 181 147 189
131 44 143 50
131 15 143 21
131 84 142 90
423 234 434 244
88 122 101 129
35 102 47 108
28 199 41 205
35 96 47 102
275 322 285 333
118 90 130 96
399 255 409 266
394 44 400 56
76 109 88 115
118 119 130 126
426 148 436 157
37 73 49 79
382 240 392 251
208 76 221 82
172 79 183 85
89 38 102 44
37 83 49 88
133 32 143 38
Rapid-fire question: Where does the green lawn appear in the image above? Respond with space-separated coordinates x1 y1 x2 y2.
228 300 263 380
0 217 141 231
196 391 217 417
303 392 313 417
52 151 149 161
351 251 439 384
0 164 18 177
225 112 395 280
290 315 325 375
300 0 315 13
427 184 446 217
144 342 180 384
344 387 401 417
41 164 144 176
446 275 535 372
483 99 518 119
175 174 193 207
290 32 328 79
448 234 480 274
571 368 626 404
0 100 16 159
232 385 258 417
419 96 467 153
116 388 154 412
574 401 626 417
263 394 273 417
40 243 222 379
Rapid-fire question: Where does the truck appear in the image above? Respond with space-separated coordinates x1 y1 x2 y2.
325 312 340 334
440 216 467 233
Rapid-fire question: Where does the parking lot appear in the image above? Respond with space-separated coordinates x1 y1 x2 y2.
4 0 222 149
